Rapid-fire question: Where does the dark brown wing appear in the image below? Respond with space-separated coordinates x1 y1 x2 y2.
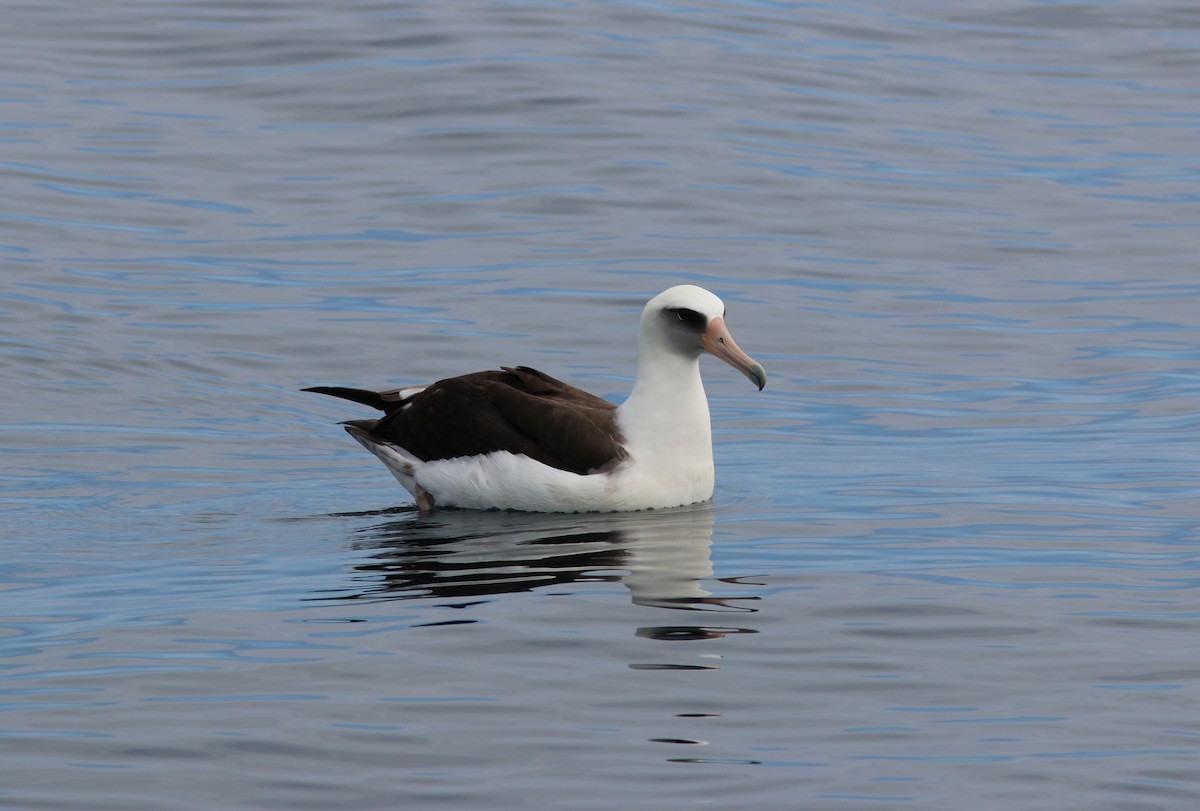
307 367 627 475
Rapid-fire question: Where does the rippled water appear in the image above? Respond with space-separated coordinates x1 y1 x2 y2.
4 1 1199 809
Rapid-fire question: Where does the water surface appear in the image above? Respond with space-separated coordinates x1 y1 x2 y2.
3 1 1199 809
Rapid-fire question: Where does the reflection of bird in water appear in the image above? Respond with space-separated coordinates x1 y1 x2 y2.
313 504 759 615
304 285 765 512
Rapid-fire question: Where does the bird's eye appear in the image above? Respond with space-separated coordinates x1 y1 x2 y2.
671 308 706 329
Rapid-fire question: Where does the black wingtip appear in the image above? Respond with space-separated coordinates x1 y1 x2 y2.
341 419 378 436
303 386 392 412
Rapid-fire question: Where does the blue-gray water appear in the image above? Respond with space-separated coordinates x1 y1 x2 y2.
3 2 1199 809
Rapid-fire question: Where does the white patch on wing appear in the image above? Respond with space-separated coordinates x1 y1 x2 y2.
393 384 428 400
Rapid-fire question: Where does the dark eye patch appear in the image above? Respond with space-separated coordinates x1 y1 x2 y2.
667 307 707 330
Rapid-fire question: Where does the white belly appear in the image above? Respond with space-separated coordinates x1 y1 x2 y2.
415 451 714 513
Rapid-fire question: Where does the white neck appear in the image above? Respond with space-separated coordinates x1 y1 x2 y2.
623 343 706 418
615 321 715 503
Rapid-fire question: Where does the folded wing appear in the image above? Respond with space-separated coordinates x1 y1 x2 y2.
305 366 627 475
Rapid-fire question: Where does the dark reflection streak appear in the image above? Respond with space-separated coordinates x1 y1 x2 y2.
637 625 759 641
279 505 421 521
718 576 768 586
438 600 489 609
633 597 762 613
310 528 627 603
304 505 764 625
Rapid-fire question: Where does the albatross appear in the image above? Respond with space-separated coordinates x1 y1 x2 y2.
304 284 765 512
